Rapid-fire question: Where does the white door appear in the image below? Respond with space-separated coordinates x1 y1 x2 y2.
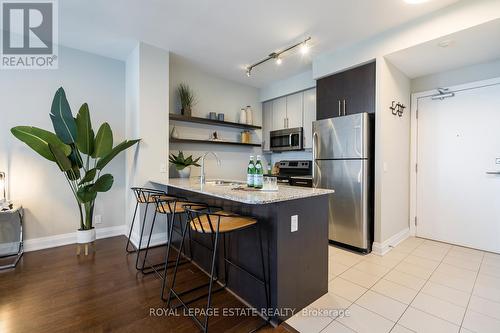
272 97 287 130
303 88 316 149
262 101 273 151
416 81 500 253
286 92 303 129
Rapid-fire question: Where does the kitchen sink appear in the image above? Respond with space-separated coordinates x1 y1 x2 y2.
205 180 245 186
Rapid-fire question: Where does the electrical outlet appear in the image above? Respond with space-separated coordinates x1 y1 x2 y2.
94 215 102 224
291 215 298 232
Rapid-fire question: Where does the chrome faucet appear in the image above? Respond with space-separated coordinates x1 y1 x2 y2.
200 151 221 184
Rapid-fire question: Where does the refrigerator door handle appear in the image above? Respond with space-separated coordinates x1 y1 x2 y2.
338 100 341 117
312 132 318 186
343 99 346 116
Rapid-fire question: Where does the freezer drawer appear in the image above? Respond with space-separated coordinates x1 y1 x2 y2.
312 113 370 160
313 159 370 250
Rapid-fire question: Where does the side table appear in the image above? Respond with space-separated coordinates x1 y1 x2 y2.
0 205 24 270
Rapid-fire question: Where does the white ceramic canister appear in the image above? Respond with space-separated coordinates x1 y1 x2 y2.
239 108 247 124
245 105 253 125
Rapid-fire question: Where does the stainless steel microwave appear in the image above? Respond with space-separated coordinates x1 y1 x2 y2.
270 127 303 152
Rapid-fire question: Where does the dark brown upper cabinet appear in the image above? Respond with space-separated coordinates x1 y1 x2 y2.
317 61 376 120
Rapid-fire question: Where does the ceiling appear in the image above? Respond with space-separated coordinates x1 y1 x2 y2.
59 0 462 88
385 18 500 79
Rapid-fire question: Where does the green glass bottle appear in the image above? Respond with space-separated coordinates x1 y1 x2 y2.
254 155 264 189
247 156 255 187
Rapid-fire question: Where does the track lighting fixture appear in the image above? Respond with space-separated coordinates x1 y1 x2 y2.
245 37 311 77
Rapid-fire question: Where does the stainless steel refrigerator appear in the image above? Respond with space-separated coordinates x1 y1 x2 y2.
312 113 373 253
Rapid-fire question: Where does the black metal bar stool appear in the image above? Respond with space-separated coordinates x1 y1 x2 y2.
162 205 269 333
126 187 178 274
139 194 201 276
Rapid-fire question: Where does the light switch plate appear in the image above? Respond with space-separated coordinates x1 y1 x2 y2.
291 215 298 232
95 215 102 224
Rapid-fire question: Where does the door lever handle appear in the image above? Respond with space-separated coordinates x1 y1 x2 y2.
486 171 500 175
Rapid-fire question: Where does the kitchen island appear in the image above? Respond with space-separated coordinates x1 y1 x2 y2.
151 178 333 324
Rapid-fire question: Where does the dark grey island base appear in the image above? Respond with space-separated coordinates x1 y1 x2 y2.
152 179 333 324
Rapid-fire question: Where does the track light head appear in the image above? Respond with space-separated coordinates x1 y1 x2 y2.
300 41 309 55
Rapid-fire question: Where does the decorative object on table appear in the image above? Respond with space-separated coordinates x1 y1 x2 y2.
170 126 179 139
0 172 11 211
390 101 406 117
241 130 251 144
217 113 224 121
208 112 217 120
178 83 196 117
263 176 278 191
210 131 222 141
239 108 247 124
168 151 201 178
11 87 140 255
245 105 253 125
0 206 24 270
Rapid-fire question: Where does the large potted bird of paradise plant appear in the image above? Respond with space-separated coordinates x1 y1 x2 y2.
11 87 140 248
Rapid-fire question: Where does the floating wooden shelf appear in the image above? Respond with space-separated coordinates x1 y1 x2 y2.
170 138 261 147
169 114 261 130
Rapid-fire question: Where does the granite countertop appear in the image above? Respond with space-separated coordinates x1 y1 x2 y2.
150 178 334 205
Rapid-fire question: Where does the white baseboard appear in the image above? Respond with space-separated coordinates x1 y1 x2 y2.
372 227 410 256
23 225 127 252
128 231 167 250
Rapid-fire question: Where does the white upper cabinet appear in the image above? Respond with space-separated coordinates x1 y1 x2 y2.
303 88 316 149
262 101 273 151
261 87 316 150
286 93 303 129
272 97 287 130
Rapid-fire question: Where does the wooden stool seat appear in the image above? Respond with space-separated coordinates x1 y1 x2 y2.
156 201 205 214
137 194 174 204
189 211 257 233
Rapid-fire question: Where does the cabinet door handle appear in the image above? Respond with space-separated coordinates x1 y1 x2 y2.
343 99 346 116
338 100 341 117
284 118 286 128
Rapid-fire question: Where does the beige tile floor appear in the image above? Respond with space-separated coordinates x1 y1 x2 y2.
286 237 500 333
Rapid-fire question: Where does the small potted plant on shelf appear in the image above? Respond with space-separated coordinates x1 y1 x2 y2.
11 87 140 255
169 151 201 178
178 83 196 116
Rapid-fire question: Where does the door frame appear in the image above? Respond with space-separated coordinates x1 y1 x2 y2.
409 77 500 237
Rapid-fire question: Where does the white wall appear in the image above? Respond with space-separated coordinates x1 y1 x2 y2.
375 58 411 246
169 54 262 181
0 46 126 241
259 70 316 102
412 58 500 92
125 43 170 245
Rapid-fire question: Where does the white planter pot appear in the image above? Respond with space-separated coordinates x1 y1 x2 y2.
77 228 96 244
178 167 191 178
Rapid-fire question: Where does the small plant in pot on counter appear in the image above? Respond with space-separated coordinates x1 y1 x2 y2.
169 151 201 178
11 87 140 254
178 83 196 116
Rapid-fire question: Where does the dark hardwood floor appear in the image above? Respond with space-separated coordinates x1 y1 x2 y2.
0 236 297 333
